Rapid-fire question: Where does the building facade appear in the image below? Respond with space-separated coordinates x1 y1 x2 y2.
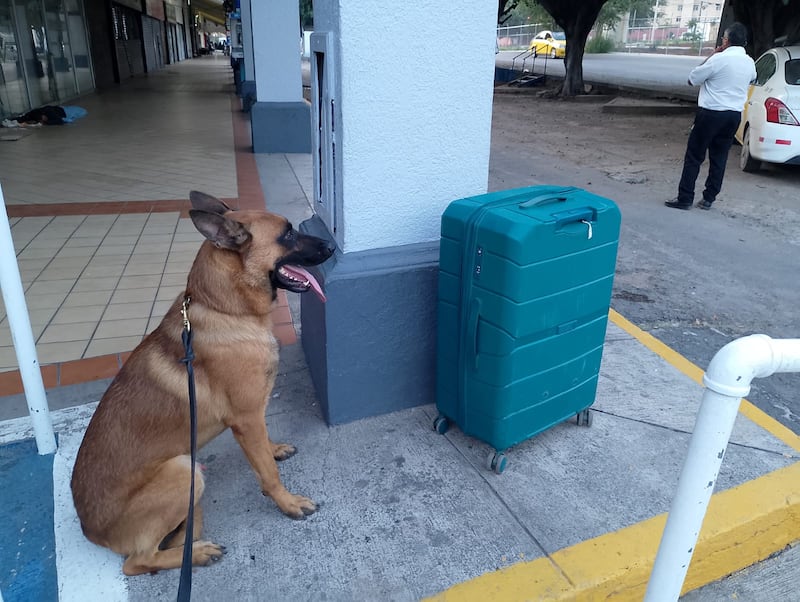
660 0 723 36
626 0 724 43
1 0 94 119
0 0 217 120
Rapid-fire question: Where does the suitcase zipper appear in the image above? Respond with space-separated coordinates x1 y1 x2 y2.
456 189 570 424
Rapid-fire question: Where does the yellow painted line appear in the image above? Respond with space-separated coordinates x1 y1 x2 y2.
426 462 800 601
739 399 800 453
426 309 800 601
608 309 800 453
608 309 704 385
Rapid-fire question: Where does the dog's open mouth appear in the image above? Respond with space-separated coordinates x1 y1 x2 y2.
276 265 326 302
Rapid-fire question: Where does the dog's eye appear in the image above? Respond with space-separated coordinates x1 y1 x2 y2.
284 230 296 242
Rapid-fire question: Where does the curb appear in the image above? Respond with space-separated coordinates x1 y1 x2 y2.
601 97 696 115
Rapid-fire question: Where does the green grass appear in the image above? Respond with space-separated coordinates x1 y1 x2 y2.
586 36 615 54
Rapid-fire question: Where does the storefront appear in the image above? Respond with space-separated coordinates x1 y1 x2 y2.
0 0 93 119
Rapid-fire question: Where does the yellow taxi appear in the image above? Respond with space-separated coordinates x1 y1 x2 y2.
529 30 566 59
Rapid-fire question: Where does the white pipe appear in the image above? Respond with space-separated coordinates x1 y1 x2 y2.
0 184 56 455
645 335 800 602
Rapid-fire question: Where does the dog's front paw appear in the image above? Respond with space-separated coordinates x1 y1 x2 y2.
272 443 297 461
192 540 226 566
274 493 318 520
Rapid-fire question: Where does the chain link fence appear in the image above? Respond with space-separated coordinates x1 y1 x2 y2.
496 20 720 56
496 24 545 51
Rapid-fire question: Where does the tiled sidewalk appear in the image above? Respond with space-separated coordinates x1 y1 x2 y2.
0 55 294 396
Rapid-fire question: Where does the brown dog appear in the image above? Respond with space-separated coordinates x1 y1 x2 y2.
70 191 335 576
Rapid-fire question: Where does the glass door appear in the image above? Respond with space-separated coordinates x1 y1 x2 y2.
0 1 28 116
14 0 55 108
63 0 92 95
43 0 77 100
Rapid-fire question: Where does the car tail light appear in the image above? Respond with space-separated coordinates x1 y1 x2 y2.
764 97 800 125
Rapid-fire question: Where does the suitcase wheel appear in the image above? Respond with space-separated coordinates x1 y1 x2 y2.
433 415 450 435
487 451 508 475
576 409 593 427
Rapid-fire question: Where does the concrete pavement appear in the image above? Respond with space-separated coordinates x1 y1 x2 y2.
1 54 799 601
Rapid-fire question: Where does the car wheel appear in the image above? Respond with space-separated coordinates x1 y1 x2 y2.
740 126 761 172
550 48 557 59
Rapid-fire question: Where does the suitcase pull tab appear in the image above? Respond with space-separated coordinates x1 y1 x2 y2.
580 219 593 239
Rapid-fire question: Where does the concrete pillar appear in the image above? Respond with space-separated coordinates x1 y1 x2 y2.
301 1 497 424
250 0 310 152
239 0 256 107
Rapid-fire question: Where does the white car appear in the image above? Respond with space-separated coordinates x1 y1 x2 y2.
736 45 800 172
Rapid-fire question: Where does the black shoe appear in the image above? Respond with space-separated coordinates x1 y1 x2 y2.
664 199 692 210
697 199 713 210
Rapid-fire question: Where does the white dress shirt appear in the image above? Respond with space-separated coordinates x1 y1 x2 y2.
689 46 757 112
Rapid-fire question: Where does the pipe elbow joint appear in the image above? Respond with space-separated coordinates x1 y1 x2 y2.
703 334 800 398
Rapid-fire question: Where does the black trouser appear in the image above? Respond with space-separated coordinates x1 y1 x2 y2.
677 107 741 205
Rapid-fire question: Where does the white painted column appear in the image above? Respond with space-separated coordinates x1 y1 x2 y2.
251 0 302 103
313 0 498 253
301 1 498 424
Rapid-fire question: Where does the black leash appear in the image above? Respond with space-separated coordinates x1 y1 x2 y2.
177 296 197 602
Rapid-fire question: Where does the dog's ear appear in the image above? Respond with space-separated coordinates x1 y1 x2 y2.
189 210 252 250
189 191 232 215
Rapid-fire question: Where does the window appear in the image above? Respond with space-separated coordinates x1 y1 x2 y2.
785 59 800 86
754 54 776 86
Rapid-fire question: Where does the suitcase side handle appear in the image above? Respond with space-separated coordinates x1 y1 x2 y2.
553 207 597 228
517 187 578 209
468 298 482 371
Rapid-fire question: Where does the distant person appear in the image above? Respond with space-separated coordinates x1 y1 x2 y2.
664 22 756 211
2 105 87 128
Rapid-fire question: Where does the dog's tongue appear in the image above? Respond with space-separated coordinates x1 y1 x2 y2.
284 265 326 302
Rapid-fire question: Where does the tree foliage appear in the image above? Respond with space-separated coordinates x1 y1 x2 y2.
596 0 655 32
498 0 520 24
300 0 313 29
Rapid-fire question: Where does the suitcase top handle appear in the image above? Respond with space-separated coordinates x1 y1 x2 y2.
517 187 578 209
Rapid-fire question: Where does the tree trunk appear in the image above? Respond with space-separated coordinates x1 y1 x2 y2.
561 24 592 96
538 0 608 97
732 0 775 57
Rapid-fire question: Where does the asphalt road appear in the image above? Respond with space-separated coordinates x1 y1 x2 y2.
496 50 702 99
490 52 800 436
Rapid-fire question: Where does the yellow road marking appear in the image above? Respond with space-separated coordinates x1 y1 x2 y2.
608 309 800 453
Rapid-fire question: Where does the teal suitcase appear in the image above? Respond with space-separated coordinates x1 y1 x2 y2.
434 185 621 473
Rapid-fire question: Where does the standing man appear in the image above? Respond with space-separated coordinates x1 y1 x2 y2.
665 22 756 210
